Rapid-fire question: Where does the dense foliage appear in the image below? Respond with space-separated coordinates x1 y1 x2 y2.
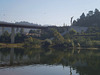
72 8 100 27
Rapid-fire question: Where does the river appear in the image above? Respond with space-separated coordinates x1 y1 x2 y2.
0 48 100 75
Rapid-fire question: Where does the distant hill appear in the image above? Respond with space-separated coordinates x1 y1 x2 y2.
15 21 41 26
72 8 100 27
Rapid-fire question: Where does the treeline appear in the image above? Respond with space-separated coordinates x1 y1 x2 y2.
0 27 100 48
24 28 100 48
72 8 100 27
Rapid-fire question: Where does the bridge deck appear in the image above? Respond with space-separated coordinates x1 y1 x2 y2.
0 23 47 29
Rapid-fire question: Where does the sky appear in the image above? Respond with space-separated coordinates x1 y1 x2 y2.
0 0 100 26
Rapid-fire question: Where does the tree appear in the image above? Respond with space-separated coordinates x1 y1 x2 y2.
69 28 77 35
29 30 34 33
80 13 85 19
52 28 64 44
64 39 74 47
42 39 52 48
85 39 93 47
20 28 24 34
24 37 41 47
41 28 54 39
15 33 26 43
72 20 77 25
87 11 94 17
24 37 33 44
0 31 10 43
94 8 100 14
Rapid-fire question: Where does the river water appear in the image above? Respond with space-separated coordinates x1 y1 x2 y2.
0 48 100 75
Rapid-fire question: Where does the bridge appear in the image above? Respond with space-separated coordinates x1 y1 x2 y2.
0 22 47 29
0 22 48 43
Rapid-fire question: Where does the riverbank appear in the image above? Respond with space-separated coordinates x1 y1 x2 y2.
0 43 23 48
76 47 99 50
0 43 99 50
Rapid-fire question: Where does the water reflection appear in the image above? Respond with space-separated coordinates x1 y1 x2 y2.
10 48 14 65
0 48 100 75
70 67 72 75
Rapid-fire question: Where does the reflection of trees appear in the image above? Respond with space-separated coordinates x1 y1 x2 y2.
66 50 100 75
0 48 100 75
70 67 72 75
0 48 10 64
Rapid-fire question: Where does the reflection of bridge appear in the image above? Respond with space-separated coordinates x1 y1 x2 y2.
0 48 41 65
0 22 47 43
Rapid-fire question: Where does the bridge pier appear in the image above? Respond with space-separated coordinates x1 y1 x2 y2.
11 27 15 43
20 28 24 34
2 27 4 34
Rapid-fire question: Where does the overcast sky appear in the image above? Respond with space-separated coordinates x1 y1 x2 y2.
0 0 100 26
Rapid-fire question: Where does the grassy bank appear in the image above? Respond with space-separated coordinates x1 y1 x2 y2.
0 43 24 48
76 47 99 50
0 43 99 50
